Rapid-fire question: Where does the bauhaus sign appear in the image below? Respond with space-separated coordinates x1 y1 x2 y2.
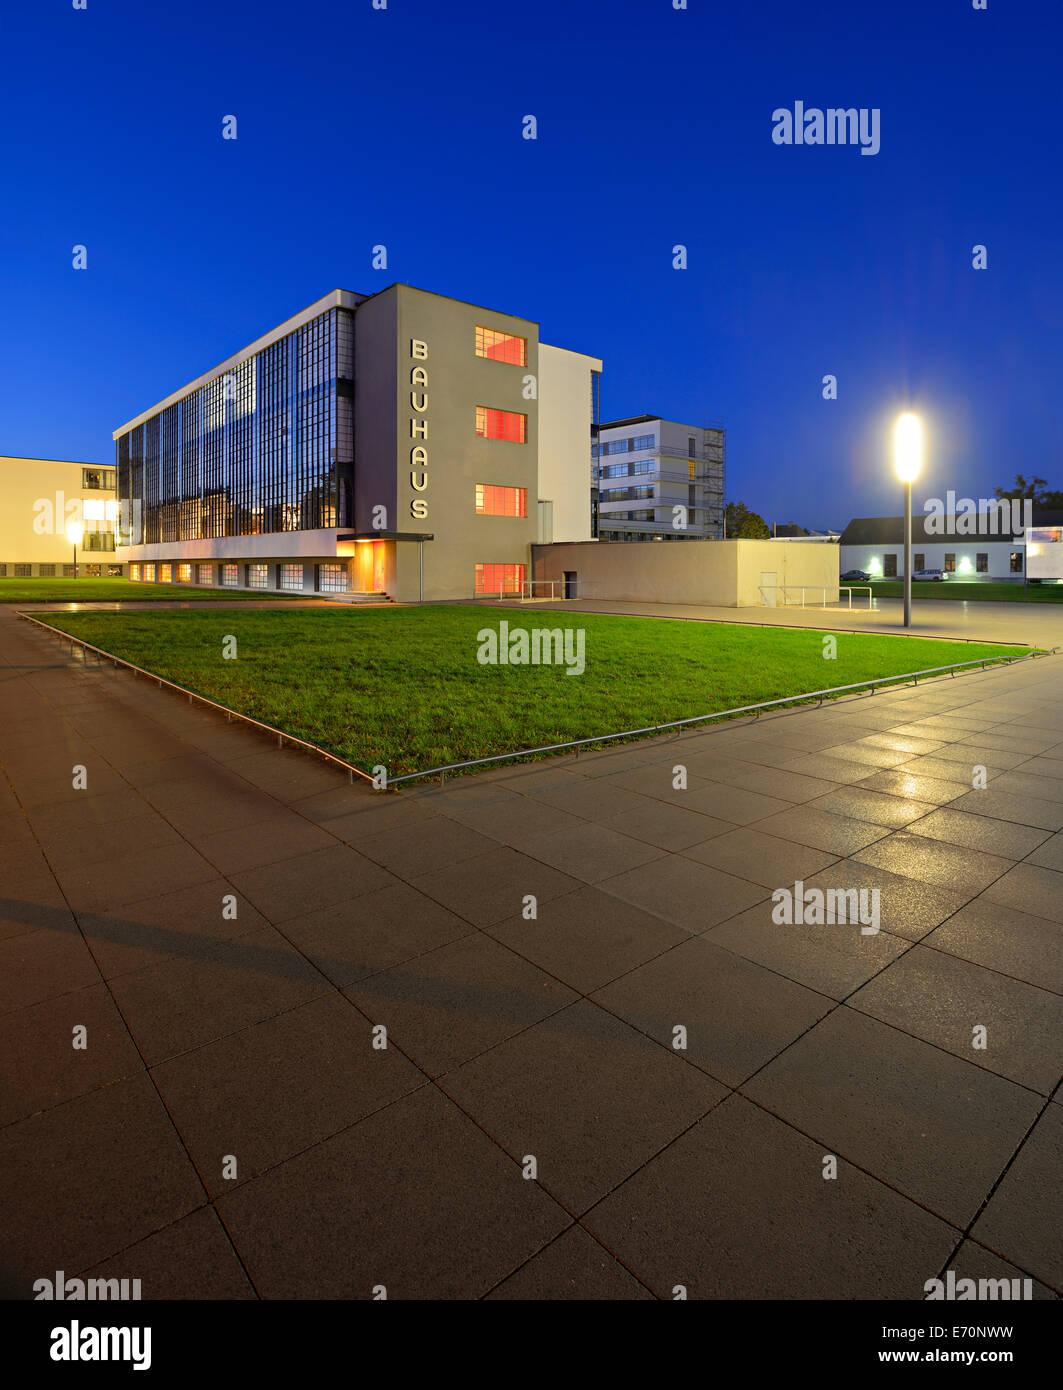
409 337 428 521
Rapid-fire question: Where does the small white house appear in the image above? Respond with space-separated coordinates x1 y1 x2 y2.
839 516 1029 581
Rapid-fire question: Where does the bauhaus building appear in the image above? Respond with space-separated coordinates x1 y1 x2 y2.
113 285 602 602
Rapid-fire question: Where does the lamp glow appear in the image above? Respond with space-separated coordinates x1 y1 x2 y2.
893 412 923 483
66 522 84 546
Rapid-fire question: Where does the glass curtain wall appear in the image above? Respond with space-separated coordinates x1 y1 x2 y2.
116 307 355 545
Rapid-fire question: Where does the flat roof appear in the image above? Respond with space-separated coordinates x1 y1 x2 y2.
112 282 575 440
599 416 723 433
838 514 1057 545
112 289 367 437
0 454 110 467
599 415 660 430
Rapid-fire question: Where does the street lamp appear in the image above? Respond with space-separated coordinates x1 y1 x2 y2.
893 412 924 628
66 521 84 579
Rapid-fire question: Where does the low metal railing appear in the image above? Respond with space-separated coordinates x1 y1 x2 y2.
20 609 1054 794
386 647 1053 786
758 584 873 611
17 611 375 784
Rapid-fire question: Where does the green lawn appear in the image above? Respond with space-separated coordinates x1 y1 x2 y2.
41 606 1031 779
0 577 310 603
865 579 1063 603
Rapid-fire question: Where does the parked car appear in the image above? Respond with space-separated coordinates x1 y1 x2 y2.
840 569 872 581
912 568 945 581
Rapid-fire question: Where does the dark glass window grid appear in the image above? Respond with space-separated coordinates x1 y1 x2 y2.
115 308 353 546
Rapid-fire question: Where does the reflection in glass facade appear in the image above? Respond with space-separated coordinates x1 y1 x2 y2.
116 308 355 544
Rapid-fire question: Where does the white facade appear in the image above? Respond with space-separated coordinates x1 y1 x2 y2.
839 539 1026 580
537 342 603 544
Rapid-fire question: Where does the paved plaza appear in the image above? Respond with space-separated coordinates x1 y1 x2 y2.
2 602 1061 1299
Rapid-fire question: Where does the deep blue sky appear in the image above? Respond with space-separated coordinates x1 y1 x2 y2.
1 0 1058 528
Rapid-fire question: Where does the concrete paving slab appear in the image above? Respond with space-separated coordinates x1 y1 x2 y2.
591 936 833 1087
433 795 587 847
440 999 725 1214
279 882 475 989
483 885 688 995
355 816 512 878
983 862 1063 922
345 931 578 1077
677 781 795 825
945 1238 1059 1300
923 894 1063 993
945 787 1063 831
228 843 399 924
971 1103 1063 1292
106 926 331 1065
705 896 909 999
215 1086 569 1299
597 797 735 850
806 785 937 828
151 992 426 1195
598 853 768 931
0 1074 204 1296
485 1224 654 1300
753 804 893 856
1025 831 1063 872
583 1094 958 1300
848 945 1063 1093
519 821 666 884
742 1008 1043 1227
857 778 974 820
681 825 839 888
905 807 1051 858
82 1207 257 1300
0 982 143 1126
410 846 582 927
853 832 1016 894
0 923 101 1014
75 878 271 980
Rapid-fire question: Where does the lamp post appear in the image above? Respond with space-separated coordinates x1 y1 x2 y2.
66 522 84 580
892 413 924 629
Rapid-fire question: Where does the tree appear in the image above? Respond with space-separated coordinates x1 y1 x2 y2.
993 475 1063 507
725 501 771 539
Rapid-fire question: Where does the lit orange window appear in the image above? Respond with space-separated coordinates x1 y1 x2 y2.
475 406 526 443
475 326 527 365
475 562 526 595
475 484 527 517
